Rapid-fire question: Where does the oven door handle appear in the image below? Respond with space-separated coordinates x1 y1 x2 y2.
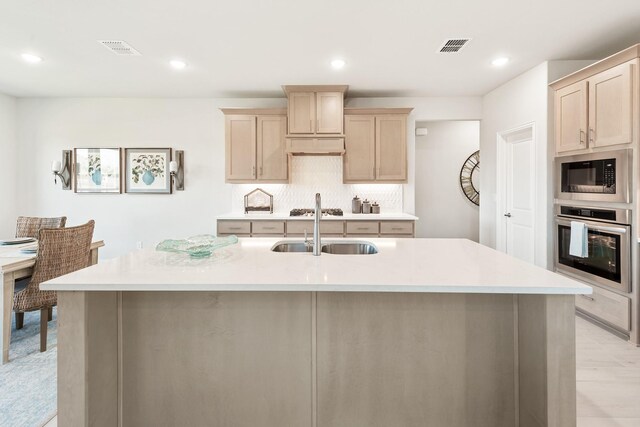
592 226 628 234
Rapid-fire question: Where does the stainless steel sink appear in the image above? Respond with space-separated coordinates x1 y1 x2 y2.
270 242 312 253
270 241 378 255
321 242 378 255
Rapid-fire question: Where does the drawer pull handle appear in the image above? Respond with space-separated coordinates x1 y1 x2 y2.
262 227 276 230
579 294 595 301
228 227 243 230
391 227 405 231
356 227 371 230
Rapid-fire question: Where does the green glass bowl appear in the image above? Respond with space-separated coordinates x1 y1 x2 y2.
156 235 238 258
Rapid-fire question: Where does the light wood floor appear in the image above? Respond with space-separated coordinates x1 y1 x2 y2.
41 316 640 427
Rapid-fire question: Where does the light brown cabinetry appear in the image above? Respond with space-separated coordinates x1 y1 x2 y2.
222 109 288 183
552 55 638 154
588 62 634 148
576 286 630 331
283 86 347 136
344 109 411 183
217 219 416 238
555 81 588 153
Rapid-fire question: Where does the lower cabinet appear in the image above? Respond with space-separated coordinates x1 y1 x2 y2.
217 219 416 238
576 285 631 332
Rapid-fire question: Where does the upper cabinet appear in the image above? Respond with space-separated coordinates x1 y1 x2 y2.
343 109 412 183
552 45 639 155
588 62 634 148
555 81 588 153
222 109 288 183
283 85 347 136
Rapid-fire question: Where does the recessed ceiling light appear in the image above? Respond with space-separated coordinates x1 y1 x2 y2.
21 53 42 64
491 57 510 67
331 59 346 69
170 59 187 70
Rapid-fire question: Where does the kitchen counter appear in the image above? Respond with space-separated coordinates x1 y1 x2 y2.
43 238 589 294
49 238 584 427
217 212 419 221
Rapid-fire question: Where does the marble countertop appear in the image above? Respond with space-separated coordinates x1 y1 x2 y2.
217 212 419 221
42 238 591 295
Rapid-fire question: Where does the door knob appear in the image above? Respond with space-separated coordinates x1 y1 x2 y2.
504 213 512 218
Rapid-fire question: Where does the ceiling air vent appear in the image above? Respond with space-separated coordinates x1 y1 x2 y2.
97 40 141 56
438 38 471 53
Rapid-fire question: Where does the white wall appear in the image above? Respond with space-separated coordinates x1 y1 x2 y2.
16 96 481 258
480 60 593 268
415 121 479 240
16 98 285 258
0 92 17 238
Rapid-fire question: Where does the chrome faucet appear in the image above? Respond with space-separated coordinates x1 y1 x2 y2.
313 193 321 256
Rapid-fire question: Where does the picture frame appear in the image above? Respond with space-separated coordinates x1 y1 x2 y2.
125 148 172 194
74 148 122 193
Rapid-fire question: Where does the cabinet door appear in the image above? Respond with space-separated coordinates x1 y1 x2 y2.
555 81 588 153
316 92 344 134
288 92 315 134
257 115 288 181
344 115 375 182
588 61 634 148
225 115 256 181
375 115 407 181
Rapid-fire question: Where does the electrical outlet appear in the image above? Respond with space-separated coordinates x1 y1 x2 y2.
136 241 143 250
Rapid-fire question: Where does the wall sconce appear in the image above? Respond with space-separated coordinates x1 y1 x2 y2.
51 150 72 190
170 150 184 191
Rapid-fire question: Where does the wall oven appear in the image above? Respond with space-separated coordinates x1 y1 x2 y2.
554 205 631 293
555 149 631 203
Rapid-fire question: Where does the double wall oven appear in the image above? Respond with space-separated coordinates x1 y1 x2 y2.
554 149 633 294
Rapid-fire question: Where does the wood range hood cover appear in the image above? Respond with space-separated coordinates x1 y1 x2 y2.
285 138 345 156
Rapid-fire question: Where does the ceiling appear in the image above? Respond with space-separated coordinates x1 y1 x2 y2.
1 0 639 98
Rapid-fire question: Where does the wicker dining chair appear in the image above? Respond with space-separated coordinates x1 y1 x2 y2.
15 216 67 239
13 220 95 352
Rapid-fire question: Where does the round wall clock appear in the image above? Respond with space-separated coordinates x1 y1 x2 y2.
459 150 480 206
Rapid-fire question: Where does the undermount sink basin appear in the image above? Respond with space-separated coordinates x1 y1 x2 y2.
270 242 312 253
270 241 378 255
321 242 378 255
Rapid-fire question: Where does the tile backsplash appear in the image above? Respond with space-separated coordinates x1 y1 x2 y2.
231 156 403 213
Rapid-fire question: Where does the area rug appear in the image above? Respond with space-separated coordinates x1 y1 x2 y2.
0 308 57 427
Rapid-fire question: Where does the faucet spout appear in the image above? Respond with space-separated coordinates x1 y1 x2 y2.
313 193 321 256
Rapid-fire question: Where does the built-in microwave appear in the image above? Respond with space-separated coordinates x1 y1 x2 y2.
555 149 631 203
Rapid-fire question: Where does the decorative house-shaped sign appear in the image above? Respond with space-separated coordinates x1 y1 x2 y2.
244 188 274 214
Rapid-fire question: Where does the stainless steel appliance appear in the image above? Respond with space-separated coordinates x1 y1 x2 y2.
555 149 631 203
554 205 631 293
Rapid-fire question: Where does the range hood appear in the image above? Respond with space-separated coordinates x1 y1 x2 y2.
285 138 345 155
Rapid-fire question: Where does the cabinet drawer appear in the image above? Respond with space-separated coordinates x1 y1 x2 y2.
217 220 251 235
346 221 379 235
380 221 414 235
251 221 285 234
287 221 344 236
576 285 630 331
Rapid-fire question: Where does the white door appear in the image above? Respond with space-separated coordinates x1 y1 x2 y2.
499 126 535 263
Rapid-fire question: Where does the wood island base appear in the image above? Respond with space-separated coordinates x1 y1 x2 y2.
57 291 576 427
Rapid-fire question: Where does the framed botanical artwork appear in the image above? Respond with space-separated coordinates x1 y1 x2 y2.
74 148 122 193
125 148 172 194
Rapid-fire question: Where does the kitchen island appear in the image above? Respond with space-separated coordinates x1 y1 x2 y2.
43 238 591 427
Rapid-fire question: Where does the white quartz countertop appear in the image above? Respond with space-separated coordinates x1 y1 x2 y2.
217 212 419 221
43 238 591 295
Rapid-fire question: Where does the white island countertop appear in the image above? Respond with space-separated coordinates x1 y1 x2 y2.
42 238 591 295
217 212 419 221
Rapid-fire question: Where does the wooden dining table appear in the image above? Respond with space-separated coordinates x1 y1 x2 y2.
0 240 104 364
